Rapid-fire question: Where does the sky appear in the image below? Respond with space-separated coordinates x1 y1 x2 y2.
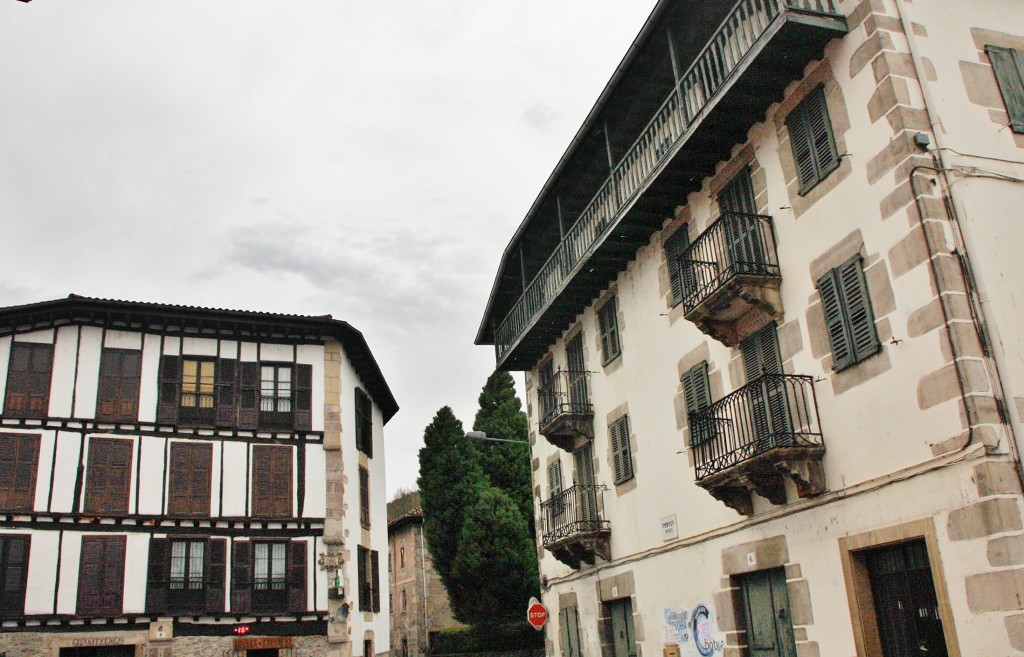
0 0 655 499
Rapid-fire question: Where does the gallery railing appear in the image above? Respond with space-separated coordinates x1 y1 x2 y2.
540 484 609 545
538 370 593 431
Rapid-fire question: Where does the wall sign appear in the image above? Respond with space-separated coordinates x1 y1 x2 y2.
661 515 678 541
233 637 294 650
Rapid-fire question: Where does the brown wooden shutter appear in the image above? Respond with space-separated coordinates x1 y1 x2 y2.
370 550 380 612
238 362 260 430
157 355 181 425
206 539 227 614
230 541 252 612
356 389 373 457
0 535 30 616
294 364 312 431
287 540 307 612
168 442 212 517
215 359 237 427
97 349 142 422
4 343 53 419
0 433 40 511
146 538 170 612
84 437 133 515
252 446 293 518
78 536 125 617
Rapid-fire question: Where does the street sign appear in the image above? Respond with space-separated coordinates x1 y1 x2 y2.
527 599 548 631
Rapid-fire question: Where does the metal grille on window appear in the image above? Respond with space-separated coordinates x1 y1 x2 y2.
170 540 204 591
254 542 287 591
261 365 292 412
181 360 215 409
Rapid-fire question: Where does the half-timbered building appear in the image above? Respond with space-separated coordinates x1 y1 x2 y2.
0 295 397 657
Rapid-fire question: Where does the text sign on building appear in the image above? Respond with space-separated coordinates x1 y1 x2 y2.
662 515 678 541
233 636 294 650
527 598 548 631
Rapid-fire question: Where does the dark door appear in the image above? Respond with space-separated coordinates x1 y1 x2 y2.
867 540 949 657
59 647 136 657
740 568 797 657
719 167 764 272
573 443 596 527
559 605 583 657
740 324 791 449
608 598 637 657
566 333 588 411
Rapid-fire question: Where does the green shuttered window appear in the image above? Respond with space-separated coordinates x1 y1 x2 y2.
598 298 621 365
682 362 714 446
786 85 839 194
664 229 691 307
987 45 1024 134
608 415 633 485
817 256 881 372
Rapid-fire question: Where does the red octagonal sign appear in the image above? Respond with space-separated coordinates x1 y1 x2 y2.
527 601 548 631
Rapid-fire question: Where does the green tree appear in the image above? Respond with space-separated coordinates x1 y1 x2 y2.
417 406 487 621
451 486 538 627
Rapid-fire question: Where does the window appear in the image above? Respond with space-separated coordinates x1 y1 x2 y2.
260 364 293 427
0 433 40 511
83 437 133 515
96 348 142 422
358 546 381 613
682 362 714 446
786 85 839 194
0 535 29 618
665 229 691 307
147 537 226 614
253 541 287 610
402 588 408 614
817 256 881 371
359 466 371 529
597 298 621 365
356 388 373 457
608 415 633 485
77 535 126 616
180 358 216 424
4 342 53 419
987 45 1024 133
399 546 405 570
251 445 292 518
547 460 564 516
167 442 212 517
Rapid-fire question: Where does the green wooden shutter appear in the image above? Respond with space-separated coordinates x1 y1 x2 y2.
598 298 621 364
817 269 855 371
682 362 713 446
788 85 838 193
837 256 881 362
609 416 632 484
547 461 562 497
987 46 1024 133
787 103 816 192
665 229 691 306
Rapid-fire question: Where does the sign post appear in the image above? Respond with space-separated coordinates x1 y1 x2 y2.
527 597 548 631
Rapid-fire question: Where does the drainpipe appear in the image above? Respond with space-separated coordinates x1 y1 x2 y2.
419 522 429 655
894 0 1024 487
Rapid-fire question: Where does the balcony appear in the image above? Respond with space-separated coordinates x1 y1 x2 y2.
482 0 846 370
538 370 594 450
541 484 611 569
692 374 825 516
679 212 782 346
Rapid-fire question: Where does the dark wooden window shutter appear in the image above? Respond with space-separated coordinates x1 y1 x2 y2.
0 433 40 511
294 364 312 431
157 355 181 425
682 362 714 446
357 546 370 612
168 442 212 517
371 549 380 613
206 538 227 614
987 45 1024 134
359 466 370 528
287 540 307 612
252 446 292 518
96 348 142 422
818 256 880 372
609 416 633 484
356 389 373 457
146 537 170 613
598 299 621 365
78 536 126 617
238 362 260 430
4 342 54 419
787 85 839 194
215 359 237 427
230 541 252 613
664 228 691 307
0 535 30 617
83 437 133 515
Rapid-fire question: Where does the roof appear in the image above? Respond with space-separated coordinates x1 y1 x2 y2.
0 294 399 423
387 507 423 533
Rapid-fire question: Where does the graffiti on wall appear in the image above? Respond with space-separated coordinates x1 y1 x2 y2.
662 603 725 657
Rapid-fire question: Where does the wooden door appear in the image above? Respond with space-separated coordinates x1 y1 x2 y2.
608 598 636 657
740 569 797 657
867 540 949 657
559 605 583 657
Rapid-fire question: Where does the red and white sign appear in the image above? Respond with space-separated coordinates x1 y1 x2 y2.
527 600 548 630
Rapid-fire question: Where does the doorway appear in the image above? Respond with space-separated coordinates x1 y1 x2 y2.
59 647 136 657
738 568 797 657
606 598 636 657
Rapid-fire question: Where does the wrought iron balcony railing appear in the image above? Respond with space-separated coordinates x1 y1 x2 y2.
692 374 823 481
493 0 842 360
538 369 593 435
540 484 610 546
678 212 781 313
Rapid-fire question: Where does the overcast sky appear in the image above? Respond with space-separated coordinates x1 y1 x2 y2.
0 1 654 498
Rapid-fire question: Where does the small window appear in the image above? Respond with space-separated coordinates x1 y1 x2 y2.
547 460 563 498
356 389 373 457
4 342 54 419
259 363 294 428
597 298 622 365
83 437 133 515
0 535 30 618
167 442 212 517
402 588 408 613
399 545 406 570
665 229 691 307
180 358 215 424
681 362 715 446
817 256 881 371
251 445 293 518
987 45 1024 133
169 539 205 609
786 85 839 194
0 433 40 512
358 546 381 613
359 466 371 529
96 348 142 422
608 415 633 484
253 541 288 611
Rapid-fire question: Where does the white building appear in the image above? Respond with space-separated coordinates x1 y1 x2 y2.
477 1 1024 656
0 295 396 657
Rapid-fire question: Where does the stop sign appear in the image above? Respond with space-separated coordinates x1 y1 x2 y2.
527 601 548 630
